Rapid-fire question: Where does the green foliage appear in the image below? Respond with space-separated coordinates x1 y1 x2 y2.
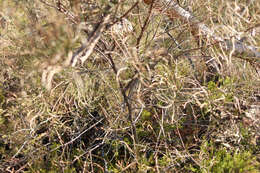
0 89 4 106
141 109 152 121
192 141 260 173
158 155 172 167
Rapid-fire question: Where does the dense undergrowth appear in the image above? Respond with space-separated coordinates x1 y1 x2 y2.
0 0 259 172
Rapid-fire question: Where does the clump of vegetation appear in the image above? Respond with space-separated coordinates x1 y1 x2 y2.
0 0 259 172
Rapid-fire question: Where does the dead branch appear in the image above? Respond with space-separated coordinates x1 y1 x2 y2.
70 13 112 66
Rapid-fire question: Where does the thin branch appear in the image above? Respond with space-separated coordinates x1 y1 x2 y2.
39 0 78 24
106 47 139 145
136 0 155 50
111 1 139 26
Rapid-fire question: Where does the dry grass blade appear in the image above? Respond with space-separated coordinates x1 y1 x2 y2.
143 0 260 58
